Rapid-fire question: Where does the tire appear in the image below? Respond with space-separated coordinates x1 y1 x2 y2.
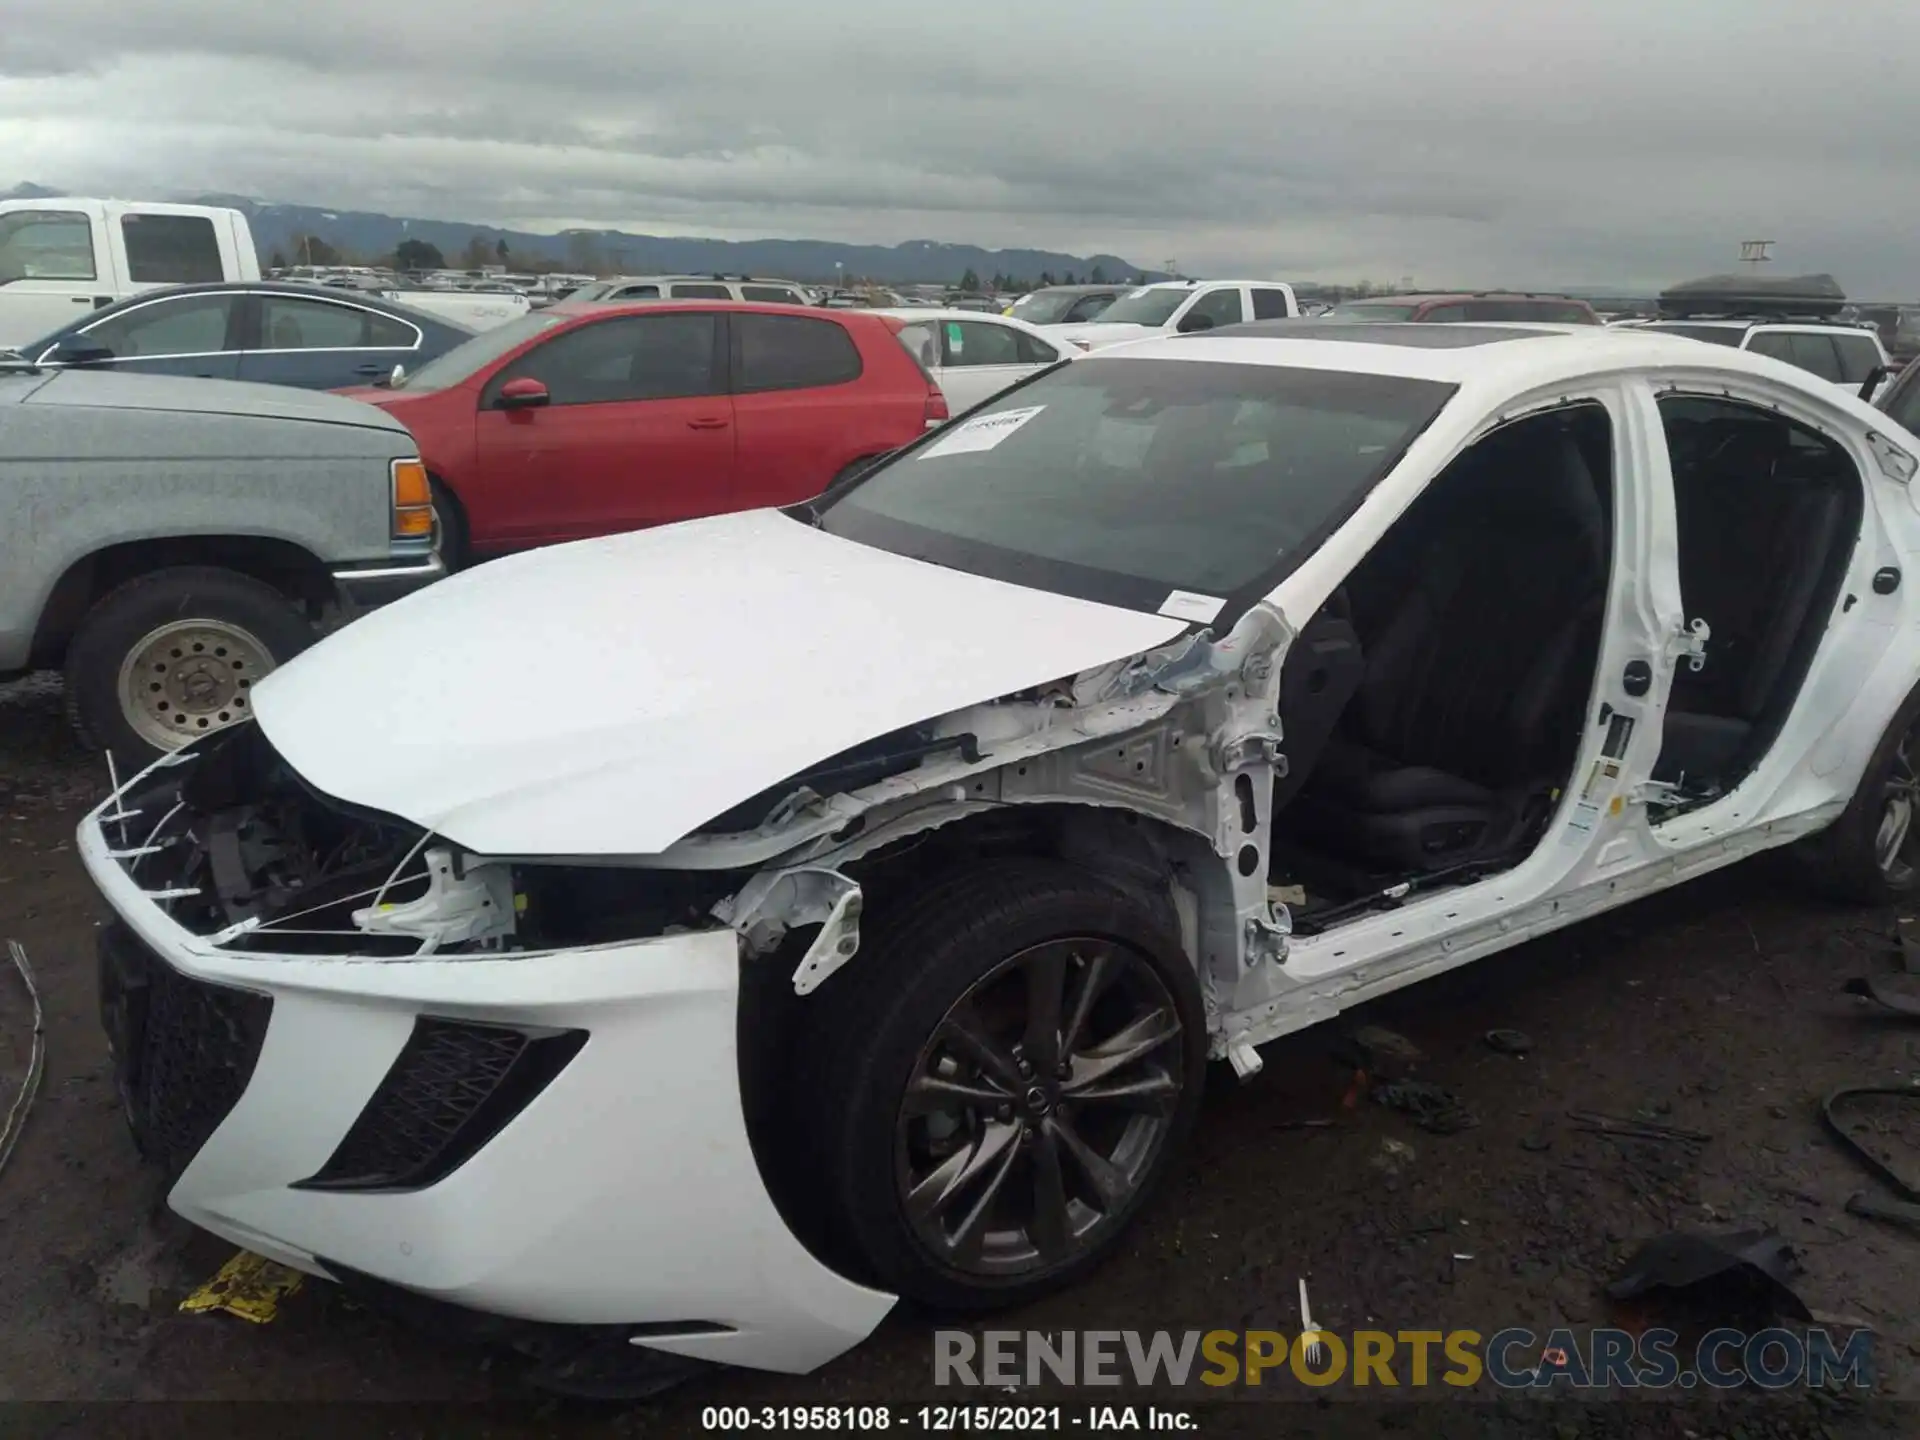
796 859 1207 1311
429 477 469 571
1796 682 1920 904
63 566 316 768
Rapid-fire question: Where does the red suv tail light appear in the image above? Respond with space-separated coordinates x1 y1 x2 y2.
923 379 949 428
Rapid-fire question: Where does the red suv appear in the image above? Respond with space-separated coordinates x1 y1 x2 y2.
349 302 944 562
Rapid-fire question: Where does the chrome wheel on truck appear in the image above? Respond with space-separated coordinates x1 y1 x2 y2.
115 618 276 752
63 566 315 765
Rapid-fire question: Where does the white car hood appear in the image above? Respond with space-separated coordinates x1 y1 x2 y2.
252 509 1188 857
1048 322 1165 351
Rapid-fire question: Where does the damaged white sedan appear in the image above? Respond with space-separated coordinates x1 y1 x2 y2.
80 319 1920 1387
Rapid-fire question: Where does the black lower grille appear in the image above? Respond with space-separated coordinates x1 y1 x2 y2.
98 924 273 1174
297 1018 586 1192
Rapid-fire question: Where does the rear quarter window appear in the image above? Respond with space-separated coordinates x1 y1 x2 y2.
1832 333 1885 385
733 313 863 392
120 213 224 284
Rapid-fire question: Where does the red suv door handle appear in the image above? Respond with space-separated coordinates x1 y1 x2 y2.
686 416 730 430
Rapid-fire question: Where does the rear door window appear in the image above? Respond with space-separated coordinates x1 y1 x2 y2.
1831 332 1885 385
732 312 863 391
1251 287 1293 320
259 295 419 349
1418 304 1470 322
669 282 733 299
741 285 805 304
943 320 1024 367
120 213 225 284
1782 332 1844 382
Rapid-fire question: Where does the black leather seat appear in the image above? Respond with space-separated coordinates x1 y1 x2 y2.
1289 428 1609 872
1654 425 1848 784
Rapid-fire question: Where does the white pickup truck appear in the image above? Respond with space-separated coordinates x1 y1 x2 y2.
373 287 530 332
0 198 262 348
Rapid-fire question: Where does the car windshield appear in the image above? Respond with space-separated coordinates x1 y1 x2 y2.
390 312 564 390
820 357 1455 614
1326 302 1420 321
1008 292 1081 324
1645 323 1744 347
1090 288 1189 327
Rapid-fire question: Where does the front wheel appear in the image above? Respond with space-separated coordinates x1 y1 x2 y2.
799 860 1207 1310
63 566 315 767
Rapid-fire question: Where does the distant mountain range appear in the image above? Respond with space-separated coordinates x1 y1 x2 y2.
2 182 1159 286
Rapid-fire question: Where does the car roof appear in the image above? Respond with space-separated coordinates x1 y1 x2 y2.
585 274 806 286
542 299 870 321
1085 321 1888 401
56 279 473 331
869 307 1052 331
1016 284 1126 295
1647 318 1882 333
1342 292 1595 307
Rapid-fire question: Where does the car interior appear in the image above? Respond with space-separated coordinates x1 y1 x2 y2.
1647 395 1862 809
1264 402 1616 931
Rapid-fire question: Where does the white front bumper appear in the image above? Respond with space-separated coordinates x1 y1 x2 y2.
78 801 895 1375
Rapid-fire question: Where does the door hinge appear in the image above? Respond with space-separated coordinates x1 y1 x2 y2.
1626 777 1689 808
1664 618 1710 672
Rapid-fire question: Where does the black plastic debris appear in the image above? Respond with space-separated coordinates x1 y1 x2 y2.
1821 1081 1920 1235
1484 1028 1533 1056
1606 1230 1811 1325
1843 974 1920 1018
1373 1079 1478 1134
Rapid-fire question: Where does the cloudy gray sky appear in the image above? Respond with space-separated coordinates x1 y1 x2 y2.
3 0 1917 291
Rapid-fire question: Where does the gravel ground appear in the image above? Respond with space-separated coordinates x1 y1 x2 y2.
4 674 1920 1438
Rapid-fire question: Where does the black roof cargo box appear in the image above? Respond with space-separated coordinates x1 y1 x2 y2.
1657 272 1846 319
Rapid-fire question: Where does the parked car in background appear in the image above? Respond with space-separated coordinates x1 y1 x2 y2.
1323 292 1602 323
876 307 1072 413
1642 272 1894 400
1047 279 1299 350
346 301 944 563
0 197 261 347
81 320 1920 1385
568 275 812 306
1872 346 1920 431
374 285 531 333
1642 319 1891 400
1004 283 1132 326
0 359 438 761
23 281 475 390
1855 305 1920 365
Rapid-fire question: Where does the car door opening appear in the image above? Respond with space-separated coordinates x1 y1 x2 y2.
1648 395 1863 813
1267 402 1616 929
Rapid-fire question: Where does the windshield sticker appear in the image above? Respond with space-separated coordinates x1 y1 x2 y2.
1157 590 1227 623
918 405 1046 458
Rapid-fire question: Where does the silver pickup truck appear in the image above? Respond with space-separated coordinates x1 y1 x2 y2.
0 362 442 763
